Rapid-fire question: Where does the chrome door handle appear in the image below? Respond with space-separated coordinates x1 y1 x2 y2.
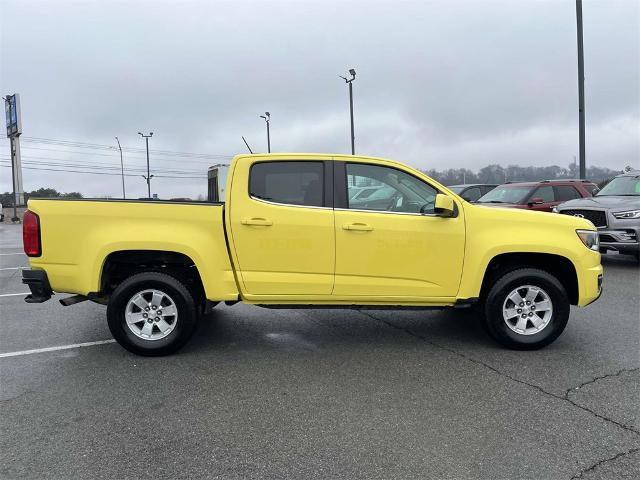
241 217 273 226
342 223 373 231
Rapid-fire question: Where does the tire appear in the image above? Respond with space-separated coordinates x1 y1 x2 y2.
482 268 570 350
107 271 198 356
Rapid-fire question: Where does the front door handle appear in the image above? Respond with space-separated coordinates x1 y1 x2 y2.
241 217 273 226
342 222 373 232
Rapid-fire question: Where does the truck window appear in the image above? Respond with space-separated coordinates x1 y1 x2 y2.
250 161 324 207
346 163 437 214
555 185 580 201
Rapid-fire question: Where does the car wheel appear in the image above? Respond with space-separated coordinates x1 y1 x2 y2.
483 268 570 350
107 271 198 356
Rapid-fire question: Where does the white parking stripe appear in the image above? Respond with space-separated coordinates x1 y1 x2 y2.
0 339 116 358
0 267 25 271
0 292 29 297
0 252 24 256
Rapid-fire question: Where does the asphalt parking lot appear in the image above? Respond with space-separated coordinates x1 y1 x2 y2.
0 222 638 480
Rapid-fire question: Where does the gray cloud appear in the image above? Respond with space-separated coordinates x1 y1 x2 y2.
1 0 638 199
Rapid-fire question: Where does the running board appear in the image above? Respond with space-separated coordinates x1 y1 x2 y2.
59 295 89 306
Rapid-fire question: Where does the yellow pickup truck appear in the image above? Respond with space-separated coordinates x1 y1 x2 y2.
22 154 603 355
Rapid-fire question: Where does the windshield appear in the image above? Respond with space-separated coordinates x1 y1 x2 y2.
596 176 640 196
448 186 465 194
477 186 532 204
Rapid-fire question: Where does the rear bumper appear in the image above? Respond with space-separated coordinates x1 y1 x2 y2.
22 269 53 303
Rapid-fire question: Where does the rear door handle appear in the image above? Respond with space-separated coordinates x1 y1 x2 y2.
342 222 373 232
241 217 273 226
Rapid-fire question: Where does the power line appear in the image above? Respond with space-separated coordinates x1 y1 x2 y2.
0 163 206 179
0 136 234 160
0 154 206 174
4 144 222 165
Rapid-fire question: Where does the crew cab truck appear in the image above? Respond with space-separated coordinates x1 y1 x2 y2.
22 154 603 356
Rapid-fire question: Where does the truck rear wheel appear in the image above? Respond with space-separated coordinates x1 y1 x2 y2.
107 272 198 356
483 268 570 350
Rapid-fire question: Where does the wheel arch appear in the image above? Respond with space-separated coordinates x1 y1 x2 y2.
99 250 206 305
479 252 579 305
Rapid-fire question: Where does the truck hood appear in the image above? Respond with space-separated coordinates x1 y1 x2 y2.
558 195 640 211
471 203 593 230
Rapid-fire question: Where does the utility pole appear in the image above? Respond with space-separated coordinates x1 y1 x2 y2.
138 131 153 197
339 69 356 155
576 0 586 179
4 94 25 223
115 136 126 198
259 112 271 152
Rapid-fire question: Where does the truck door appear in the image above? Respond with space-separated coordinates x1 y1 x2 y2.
334 161 465 299
228 159 335 296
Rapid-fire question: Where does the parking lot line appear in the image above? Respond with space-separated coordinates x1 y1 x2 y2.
0 252 25 256
0 292 30 297
0 339 116 358
0 267 25 271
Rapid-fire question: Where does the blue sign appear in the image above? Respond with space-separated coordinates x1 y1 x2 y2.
5 94 21 137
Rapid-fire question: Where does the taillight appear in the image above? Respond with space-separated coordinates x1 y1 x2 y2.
23 210 41 257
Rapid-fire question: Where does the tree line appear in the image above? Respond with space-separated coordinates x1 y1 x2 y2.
0 163 626 206
422 163 622 186
0 188 82 206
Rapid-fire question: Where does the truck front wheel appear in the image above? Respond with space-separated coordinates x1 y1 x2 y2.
483 268 570 350
107 272 198 356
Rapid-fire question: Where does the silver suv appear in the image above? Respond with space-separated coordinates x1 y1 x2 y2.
555 170 640 262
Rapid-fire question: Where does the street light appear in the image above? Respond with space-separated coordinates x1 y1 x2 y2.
339 68 356 155
260 112 271 153
138 131 153 198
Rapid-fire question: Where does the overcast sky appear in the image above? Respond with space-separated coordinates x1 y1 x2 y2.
1 0 638 199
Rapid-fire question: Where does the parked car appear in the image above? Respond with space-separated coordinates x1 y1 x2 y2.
554 170 640 261
348 185 383 201
448 184 497 202
476 179 598 212
21 154 602 355
0 202 4 222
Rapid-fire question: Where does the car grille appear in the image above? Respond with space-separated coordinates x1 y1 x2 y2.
560 209 607 228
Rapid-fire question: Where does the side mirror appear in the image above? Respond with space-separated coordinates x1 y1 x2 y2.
434 194 455 217
528 197 544 206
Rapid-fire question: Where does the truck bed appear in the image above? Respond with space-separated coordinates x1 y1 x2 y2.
27 199 238 300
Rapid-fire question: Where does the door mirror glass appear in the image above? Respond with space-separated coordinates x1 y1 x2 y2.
434 194 455 217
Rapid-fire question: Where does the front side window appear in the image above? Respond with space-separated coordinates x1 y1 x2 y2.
531 186 555 202
346 163 437 213
461 187 482 202
477 186 532 204
250 161 324 207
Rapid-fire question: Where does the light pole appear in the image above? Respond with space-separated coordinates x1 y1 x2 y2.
260 112 271 153
138 131 153 197
339 68 356 155
115 136 126 199
576 0 586 179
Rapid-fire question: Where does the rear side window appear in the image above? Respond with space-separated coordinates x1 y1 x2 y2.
249 161 324 207
584 184 599 195
555 185 581 201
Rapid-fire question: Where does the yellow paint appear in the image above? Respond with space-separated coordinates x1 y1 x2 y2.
29 153 602 308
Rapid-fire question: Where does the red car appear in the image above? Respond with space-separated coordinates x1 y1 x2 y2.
475 179 599 212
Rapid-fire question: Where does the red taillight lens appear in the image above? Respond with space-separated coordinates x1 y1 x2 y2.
23 210 41 257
